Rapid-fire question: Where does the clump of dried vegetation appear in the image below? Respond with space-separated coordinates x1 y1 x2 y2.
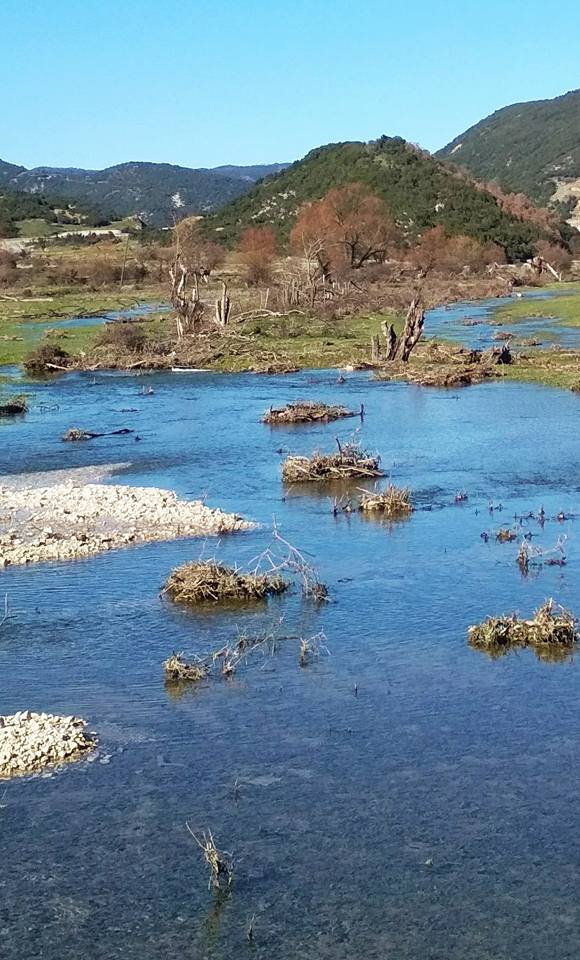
496 528 517 543
262 401 359 425
186 825 234 892
468 600 578 657
0 394 28 416
359 484 413 518
163 653 208 683
163 622 329 691
282 440 382 483
163 561 288 605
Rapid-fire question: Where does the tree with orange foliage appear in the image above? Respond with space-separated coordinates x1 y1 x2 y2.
239 226 278 285
410 226 505 276
290 183 400 281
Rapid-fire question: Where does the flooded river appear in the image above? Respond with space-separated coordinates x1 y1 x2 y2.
2 300 580 959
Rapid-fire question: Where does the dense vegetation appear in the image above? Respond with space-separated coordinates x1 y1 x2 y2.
208 137 552 260
0 159 288 227
437 89 580 204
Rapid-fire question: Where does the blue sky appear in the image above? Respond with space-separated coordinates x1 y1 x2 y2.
1 0 579 170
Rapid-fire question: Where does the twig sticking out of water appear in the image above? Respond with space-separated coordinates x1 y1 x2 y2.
517 535 567 575
299 631 329 667
250 521 329 601
186 825 234 891
0 594 13 630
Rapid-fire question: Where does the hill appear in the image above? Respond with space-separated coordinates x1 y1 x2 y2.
0 190 108 238
437 89 580 224
209 136 554 259
0 159 291 227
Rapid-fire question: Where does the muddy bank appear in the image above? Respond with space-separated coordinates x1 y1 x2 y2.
0 470 253 565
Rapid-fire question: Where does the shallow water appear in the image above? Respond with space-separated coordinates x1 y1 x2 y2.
3 340 580 957
427 288 580 348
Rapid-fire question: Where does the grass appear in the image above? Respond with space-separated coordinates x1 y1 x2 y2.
493 287 580 327
0 288 164 366
212 312 402 372
15 219 66 238
0 321 104 366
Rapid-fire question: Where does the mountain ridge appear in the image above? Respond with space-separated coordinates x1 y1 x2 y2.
436 88 580 225
0 158 291 225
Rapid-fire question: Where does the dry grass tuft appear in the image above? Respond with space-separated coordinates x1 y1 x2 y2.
468 599 578 657
186 826 234 891
163 652 208 683
262 401 357 425
164 561 288 605
495 528 517 543
359 484 413 518
282 441 382 483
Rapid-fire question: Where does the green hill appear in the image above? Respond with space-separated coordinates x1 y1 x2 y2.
437 89 580 213
0 190 107 238
208 136 553 260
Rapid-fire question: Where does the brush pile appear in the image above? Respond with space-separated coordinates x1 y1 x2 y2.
375 343 513 388
282 442 382 483
0 395 28 417
359 484 413 518
164 561 288 605
468 600 578 655
263 401 356 425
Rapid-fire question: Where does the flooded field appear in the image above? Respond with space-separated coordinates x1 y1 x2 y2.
2 303 580 958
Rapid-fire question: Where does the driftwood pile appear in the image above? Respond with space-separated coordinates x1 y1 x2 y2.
262 401 360 425
282 442 383 483
375 343 513 388
163 561 288 605
468 600 578 656
359 484 413 518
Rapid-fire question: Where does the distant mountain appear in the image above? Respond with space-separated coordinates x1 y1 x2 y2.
0 158 290 226
437 89 580 226
211 163 290 182
0 159 26 185
210 136 553 259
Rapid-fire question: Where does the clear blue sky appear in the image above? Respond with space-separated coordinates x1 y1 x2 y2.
1 0 579 171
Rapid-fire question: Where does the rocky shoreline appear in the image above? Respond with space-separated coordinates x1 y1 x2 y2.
0 468 253 566
0 712 97 779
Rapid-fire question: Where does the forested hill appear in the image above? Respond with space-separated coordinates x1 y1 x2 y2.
0 159 290 227
208 137 556 259
437 89 580 211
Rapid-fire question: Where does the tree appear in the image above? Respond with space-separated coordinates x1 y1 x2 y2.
410 227 504 276
290 183 400 279
239 226 277 285
175 217 224 282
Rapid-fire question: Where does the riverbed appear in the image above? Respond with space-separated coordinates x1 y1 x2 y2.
2 307 580 958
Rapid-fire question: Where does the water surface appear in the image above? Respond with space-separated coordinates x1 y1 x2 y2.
2 341 580 958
